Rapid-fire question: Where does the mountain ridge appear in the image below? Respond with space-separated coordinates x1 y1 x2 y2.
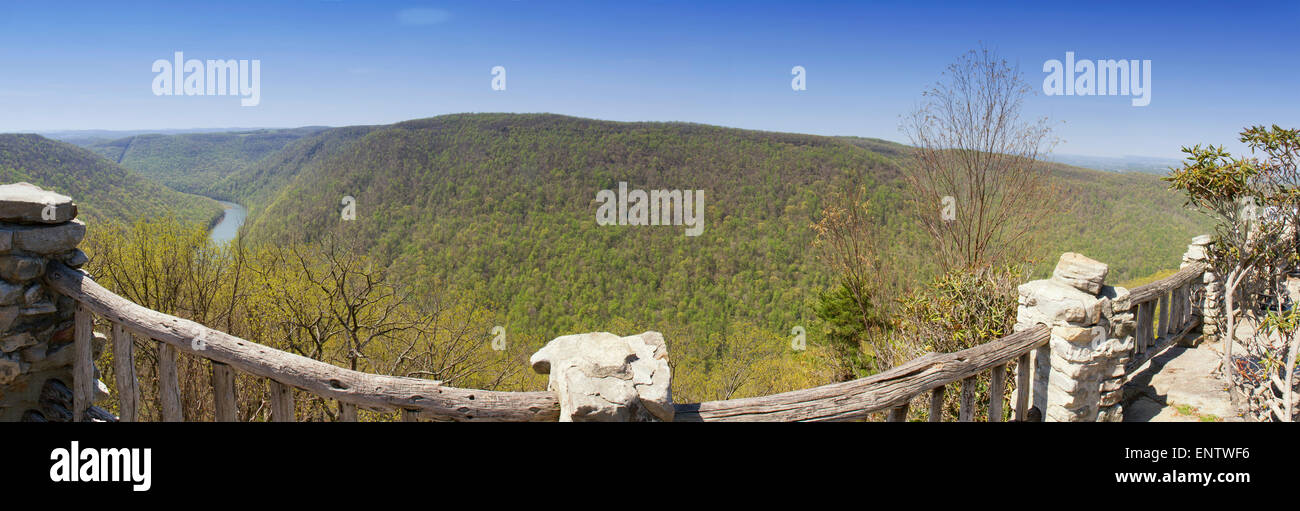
0 134 223 227
208 113 1211 340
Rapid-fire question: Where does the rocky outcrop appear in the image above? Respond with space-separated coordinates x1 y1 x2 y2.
1016 252 1131 422
0 182 106 422
0 183 78 224
530 331 673 422
1052 252 1110 294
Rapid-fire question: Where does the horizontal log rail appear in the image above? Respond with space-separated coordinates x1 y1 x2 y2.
1129 262 1206 305
52 257 1211 423
674 325 1050 421
45 262 559 422
1126 263 1206 379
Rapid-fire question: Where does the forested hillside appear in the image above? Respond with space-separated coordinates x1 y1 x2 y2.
0 134 223 226
205 126 379 208
221 114 1211 347
81 128 327 196
1029 162 1209 279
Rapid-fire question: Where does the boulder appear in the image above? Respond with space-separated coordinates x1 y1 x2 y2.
0 332 36 353
0 255 45 283
530 331 673 422
0 355 20 384
0 183 77 224
1052 325 1103 345
23 283 44 305
6 219 86 255
1051 252 1108 294
62 249 88 268
0 280 23 305
1097 404 1124 422
0 307 19 332
1017 279 1103 328
1100 285 1131 313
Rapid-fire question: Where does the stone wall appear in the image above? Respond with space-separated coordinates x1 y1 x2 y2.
0 183 108 422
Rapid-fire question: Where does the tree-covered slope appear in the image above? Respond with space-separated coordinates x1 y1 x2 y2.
206 125 379 212
84 127 328 196
232 114 1211 342
1028 161 1210 280
0 134 223 226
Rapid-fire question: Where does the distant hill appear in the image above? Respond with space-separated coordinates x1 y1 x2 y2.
206 125 379 207
0 134 223 226
219 113 1211 341
1049 153 1184 175
79 128 329 195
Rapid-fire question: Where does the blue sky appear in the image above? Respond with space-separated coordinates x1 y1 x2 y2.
0 0 1296 158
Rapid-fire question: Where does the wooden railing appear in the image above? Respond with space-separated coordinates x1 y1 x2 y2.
1126 262 1206 371
676 325 1048 421
46 262 559 422
46 260 1208 422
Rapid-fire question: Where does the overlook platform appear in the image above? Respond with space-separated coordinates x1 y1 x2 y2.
1124 344 1241 422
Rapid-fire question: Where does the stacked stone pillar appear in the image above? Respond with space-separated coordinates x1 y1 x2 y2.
1183 235 1220 343
1098 283 1135 421
1015 253 1132 422
0 183 105 421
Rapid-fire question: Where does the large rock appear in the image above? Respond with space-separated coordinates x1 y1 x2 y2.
1017 279 1103 328
0 280 23 305
0 355 20 384
1051 325 1103 345
0 332 36 353
4 219 86 255
62 249 88 268
0 183 77 224
1100 285 1131 312
1051 252 1108 294
0 255 45 283
530 331 673 422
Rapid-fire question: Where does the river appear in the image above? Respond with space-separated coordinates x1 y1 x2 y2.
209 200 247 244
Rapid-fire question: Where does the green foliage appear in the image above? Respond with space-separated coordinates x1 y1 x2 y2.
48 113 1221 415
84 128 326 196
205 126 380 211
1164 124 1300 385
880 266 1025 421
668 320 838 403
1164 144 1258 206
0 134 222 226
813 282 887 376
218 114 1209 355
1029 162 1215 280
892 266 1025 355
83 216 543 421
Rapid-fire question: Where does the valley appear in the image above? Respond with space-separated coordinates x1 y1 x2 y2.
48 114 1212 341
0 114 1214 402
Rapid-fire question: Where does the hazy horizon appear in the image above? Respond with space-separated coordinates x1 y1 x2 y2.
22 119 1189 163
